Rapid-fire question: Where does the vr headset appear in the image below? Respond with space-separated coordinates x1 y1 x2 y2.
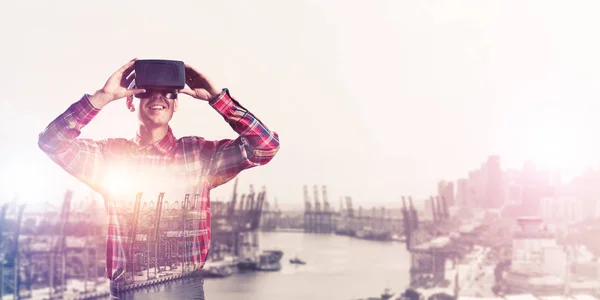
131 59 185 99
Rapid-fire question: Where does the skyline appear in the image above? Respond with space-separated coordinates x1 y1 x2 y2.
3 1 600 208
0 154 592 212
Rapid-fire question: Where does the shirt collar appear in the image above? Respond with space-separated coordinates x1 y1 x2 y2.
133 126 177 155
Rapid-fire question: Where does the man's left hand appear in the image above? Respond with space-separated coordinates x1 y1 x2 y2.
179 64 221 101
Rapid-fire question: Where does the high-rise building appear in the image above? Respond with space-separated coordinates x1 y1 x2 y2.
437 180 446 200
568 169 600 220
455 178 468 207
468 169 484 208
463 156 504 209
540 195 582 223
503 168 522 206
520 161 557 216
520 161 537 215
423 197 434 221
445 182 454 206
485 155 504 209
437 180 455 207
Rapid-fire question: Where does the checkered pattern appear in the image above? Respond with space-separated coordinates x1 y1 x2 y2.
38 89 280 281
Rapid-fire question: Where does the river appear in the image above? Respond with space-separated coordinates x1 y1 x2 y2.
113 231 411 300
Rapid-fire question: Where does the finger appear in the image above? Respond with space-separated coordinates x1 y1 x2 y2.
183 63 195 70
184 63 202 77
178 89 195 96
124 88 146 97
186 76 198 86
192 74 214 89
116 58 138 75
185 69 210 85
121 63 136 79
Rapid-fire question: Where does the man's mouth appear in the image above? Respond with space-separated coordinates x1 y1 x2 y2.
149 104 166 111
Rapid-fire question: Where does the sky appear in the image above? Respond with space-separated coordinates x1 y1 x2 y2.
2 0 600 210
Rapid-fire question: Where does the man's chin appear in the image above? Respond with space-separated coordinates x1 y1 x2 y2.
141 120 169 128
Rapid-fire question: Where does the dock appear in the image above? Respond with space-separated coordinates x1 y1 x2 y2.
0 178 278 299
303 185 335 234
300 185 405 241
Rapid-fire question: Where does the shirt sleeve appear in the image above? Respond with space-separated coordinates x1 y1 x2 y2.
207 89 280 188
38 94 108 192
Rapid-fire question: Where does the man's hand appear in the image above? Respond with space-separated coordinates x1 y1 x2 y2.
89 58 146 109
178 64 221 101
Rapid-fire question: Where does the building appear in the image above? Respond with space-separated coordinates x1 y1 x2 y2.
568 169 600 221
455 178 468 207
506 217 568 294
461 156 504 209
437 180 455 207
510 217 564 276
468 168 484 208
540 195 583 224
485 156 505 209
503 168 522 205
423 198 434 221
520 161 545 215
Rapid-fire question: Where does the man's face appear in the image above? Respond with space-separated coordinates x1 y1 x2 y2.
128 90 179 128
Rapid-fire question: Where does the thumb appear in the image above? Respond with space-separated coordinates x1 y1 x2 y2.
125 88 146 97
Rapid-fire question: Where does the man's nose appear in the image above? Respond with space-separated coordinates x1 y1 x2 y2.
150 92 167 100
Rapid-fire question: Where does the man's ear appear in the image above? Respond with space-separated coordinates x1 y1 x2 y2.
173 98 179 112
126 96 135 112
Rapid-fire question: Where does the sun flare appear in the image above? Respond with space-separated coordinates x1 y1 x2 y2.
521 116 581 181
104 168 129 196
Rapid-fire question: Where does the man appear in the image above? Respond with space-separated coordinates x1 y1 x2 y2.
38 58 280 299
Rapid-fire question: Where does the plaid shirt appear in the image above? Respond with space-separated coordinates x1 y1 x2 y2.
38 88 279 282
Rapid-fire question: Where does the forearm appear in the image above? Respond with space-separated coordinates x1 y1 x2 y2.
88 90 114 110
38 94 101 154
209 88 280 155
38 94 106 189
207 89 280 187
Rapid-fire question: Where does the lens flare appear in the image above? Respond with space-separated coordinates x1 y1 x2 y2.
104 168 129 196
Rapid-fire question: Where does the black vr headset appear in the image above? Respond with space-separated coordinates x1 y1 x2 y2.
129 59 185 99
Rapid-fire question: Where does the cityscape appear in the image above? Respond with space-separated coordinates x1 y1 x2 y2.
1 155 600 299
4 0 600 299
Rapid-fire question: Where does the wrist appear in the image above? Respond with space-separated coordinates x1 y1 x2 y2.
210 88 222 97
208 88 227 103
88 90 113 109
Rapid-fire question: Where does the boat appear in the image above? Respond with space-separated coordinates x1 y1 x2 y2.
237 257 258 271
289 257 306 265
391 234 406 243
237 249 283 271
354 288 396 300
199 264 233 278
334 225 356 237
355 226 393 241
257 250 283 271
381 288 394 300
257 260 280 271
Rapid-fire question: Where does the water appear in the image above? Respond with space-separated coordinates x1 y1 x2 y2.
116 232 411 300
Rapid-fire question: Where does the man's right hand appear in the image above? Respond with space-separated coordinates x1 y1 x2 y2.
89 58 146 109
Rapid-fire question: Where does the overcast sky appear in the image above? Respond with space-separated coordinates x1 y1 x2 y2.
2 0 600 210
